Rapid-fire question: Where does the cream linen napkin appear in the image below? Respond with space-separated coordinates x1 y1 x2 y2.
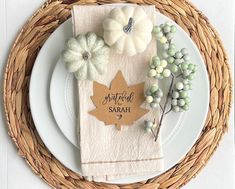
72 4 164 182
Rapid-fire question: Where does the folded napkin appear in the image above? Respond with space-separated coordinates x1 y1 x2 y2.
72 4 164 182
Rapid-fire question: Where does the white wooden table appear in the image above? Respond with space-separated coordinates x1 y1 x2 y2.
0 0 234 188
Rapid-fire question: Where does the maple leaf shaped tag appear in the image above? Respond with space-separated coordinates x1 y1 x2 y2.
89 71 149 130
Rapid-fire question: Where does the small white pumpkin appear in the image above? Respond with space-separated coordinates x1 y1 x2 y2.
103 6 153 56
62 32 110 80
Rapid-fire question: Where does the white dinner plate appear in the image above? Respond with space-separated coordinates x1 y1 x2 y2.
29 11 209 184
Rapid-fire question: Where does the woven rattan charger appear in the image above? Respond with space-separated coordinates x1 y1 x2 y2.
3 0 232 188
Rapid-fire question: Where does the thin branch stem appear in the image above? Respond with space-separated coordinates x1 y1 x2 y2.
151 128 156 138
176 73 183 78
151 118 157 138
154 74 175 142
159 104 163 112
165 107 173 115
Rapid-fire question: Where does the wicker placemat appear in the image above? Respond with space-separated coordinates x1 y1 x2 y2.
3 0 232 188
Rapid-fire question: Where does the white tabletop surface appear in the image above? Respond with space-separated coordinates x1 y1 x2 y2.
0 0 234 188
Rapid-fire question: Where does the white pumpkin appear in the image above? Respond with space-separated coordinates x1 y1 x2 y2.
103 6 153 56
62 32 110 80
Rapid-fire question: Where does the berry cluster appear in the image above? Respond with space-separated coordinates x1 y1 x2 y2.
148 56 171 79
153 22 177 44
171 81 191 112
180 61 197 80
145 84 163 109
144 120 157 133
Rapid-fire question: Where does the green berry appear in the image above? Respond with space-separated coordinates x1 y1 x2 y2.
150 84 158 93
171 99 177 106
173 106 180 112
156 66 164 73
174 59 182 65
178 99 186 106
183 79 189 85
146 96 153 103
187 74 194 80
165 22 172 26
175 52 183 59
188 64 195 71
175 82 184 90
166 33 174 40
171 64 178 73
167 56 175 64
180 91 188 98
185 97 190 104
182 104 189 110
154 73 161 79
152 56 160 62
153 60 160 67
159 36 167 44
181 63 188 70
145 120 153 128
183 84 190 91
144 127 151 133
163 25 171 33
183 54 190 61
181 48 188 55
155 90 163 98
183 70 191 77
172 91 179 99
170 25 177 33
148 69 157 77
160 60 168 68
150 102 158 108
163 69 171 77
153 26 161 33
191 72 196 77
168 48 175 56
156 32 163 38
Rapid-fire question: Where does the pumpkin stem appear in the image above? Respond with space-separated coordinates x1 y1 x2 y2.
123 17 134 34
82 51 90 60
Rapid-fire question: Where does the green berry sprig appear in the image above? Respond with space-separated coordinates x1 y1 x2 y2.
144 22 197 141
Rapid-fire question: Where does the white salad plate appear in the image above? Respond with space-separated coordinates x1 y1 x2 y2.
29 11 209 184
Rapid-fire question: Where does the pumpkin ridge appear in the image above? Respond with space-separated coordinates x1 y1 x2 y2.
121 6 135 24
112 35 126 54
76 35 88 51
87 61 98 80
103 18 122 31
124 36 137 56
103 31 124 46
132 7 146 24
109 7 126 25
